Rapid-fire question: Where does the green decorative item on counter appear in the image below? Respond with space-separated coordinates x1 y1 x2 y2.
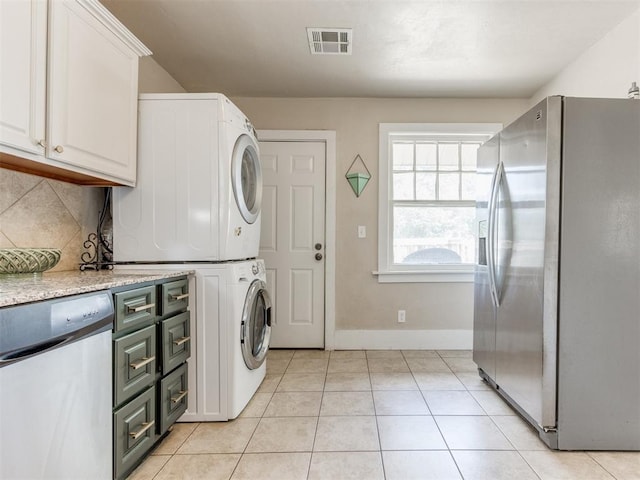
0 248 61 274
345 154 371 197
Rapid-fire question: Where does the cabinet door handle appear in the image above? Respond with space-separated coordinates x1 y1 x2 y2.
173 336 191 346
129 356 155 370
53 145 64 153
129 420 155 440
171 390 188 404
37 139 47 148
169 293 189 301
126 303 155 313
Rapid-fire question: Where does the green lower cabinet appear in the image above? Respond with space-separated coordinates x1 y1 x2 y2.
114 385 156 480
161 311 191 373
159 363 189 435
112 277 191 479
114 286 156 334
159 278 189 316
114 325 156 406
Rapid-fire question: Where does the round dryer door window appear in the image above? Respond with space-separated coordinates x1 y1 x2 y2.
231 134 262 224
241 279 272 369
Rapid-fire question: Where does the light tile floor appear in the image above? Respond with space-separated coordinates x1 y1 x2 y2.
128 349 640 480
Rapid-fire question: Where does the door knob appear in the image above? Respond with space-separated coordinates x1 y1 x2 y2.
315 253 323 261
53 145 64 153
315 243 322 251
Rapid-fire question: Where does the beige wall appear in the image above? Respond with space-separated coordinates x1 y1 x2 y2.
232 97 528 335
531 8 640 103
138 57 187 93
0 169 103 271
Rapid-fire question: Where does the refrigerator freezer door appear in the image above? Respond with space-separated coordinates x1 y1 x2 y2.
495 97 561 430
473 135 500 380
556 98 640 449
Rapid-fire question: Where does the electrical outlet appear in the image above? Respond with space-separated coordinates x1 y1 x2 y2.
397 310 406 323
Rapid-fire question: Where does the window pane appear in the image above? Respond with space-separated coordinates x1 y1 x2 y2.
392 143 413 171
393 172 414 200
438 144 459 171
439 172 460 200
393 206 476 264
416 143 437 171
461 172 476 200
416 172 436 200
461 143 479 170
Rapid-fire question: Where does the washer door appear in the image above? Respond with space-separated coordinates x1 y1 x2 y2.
240 279 272 369
231 134 262 224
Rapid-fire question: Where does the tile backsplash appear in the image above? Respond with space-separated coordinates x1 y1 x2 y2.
0 169 104 271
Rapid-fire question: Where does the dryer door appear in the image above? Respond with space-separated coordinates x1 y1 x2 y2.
240 279 272 369
231 134 262 224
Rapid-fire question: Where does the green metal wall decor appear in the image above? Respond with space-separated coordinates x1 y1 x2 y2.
345 154 371 197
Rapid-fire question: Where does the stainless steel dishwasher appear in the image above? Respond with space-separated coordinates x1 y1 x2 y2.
0 290 114 479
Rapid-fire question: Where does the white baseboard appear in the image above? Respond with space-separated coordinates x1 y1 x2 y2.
332 329 473 350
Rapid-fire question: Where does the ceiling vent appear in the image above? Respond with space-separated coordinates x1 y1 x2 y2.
307 28 352 55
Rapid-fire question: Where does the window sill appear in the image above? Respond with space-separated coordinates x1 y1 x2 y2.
373 269 474 283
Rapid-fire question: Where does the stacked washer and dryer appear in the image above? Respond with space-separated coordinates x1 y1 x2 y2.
112 94 271 421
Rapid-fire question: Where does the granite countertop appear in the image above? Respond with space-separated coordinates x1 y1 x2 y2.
0 269 193 308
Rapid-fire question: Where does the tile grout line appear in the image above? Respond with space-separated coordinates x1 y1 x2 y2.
365 355 388 480
305 353 330 480
409 352 466 480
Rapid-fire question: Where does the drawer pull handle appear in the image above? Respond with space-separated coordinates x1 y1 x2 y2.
173 336 191 346
171 390 188 404
130 356 155 370
170 293 189 301
129 420 155 440
127 303 155 313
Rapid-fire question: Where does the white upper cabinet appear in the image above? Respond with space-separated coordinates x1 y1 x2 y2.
0 0 47 156
0 0 150 186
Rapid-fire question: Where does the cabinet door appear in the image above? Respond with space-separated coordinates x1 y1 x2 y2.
0 0 46 155
114 325 157 407
159 363 189 434
47 0 139 184
114 385 156 480
114 285 157 334
159 278 190 316
161 311 191 374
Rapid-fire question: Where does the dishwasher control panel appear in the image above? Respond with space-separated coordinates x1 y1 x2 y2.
51 291 113 332
0 290 114 366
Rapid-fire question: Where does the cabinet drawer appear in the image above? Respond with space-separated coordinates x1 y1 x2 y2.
159 278 189 316
114 385 156 480
114 286 156 333
159 363 189 435
114 325 156 406
161 311 191 373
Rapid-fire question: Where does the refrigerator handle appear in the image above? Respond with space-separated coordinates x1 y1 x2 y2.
493 162 509 305
487 161 503 308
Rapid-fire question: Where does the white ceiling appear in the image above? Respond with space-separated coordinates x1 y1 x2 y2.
102 0 640 98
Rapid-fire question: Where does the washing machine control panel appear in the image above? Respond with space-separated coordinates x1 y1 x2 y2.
244 119 257 138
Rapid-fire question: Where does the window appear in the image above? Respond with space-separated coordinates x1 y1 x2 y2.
377 123 501 283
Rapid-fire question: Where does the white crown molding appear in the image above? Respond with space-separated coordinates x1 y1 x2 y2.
79 0 152 57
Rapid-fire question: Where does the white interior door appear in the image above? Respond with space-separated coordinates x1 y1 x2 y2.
259 141 326 348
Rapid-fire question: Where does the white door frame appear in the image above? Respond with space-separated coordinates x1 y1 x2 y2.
257 129 336 350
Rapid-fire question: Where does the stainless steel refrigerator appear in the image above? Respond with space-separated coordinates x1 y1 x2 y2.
473 96 640 450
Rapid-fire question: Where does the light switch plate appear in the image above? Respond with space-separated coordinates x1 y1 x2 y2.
358 225 366 238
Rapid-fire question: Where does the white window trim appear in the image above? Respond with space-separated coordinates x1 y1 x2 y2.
376 122 501 283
